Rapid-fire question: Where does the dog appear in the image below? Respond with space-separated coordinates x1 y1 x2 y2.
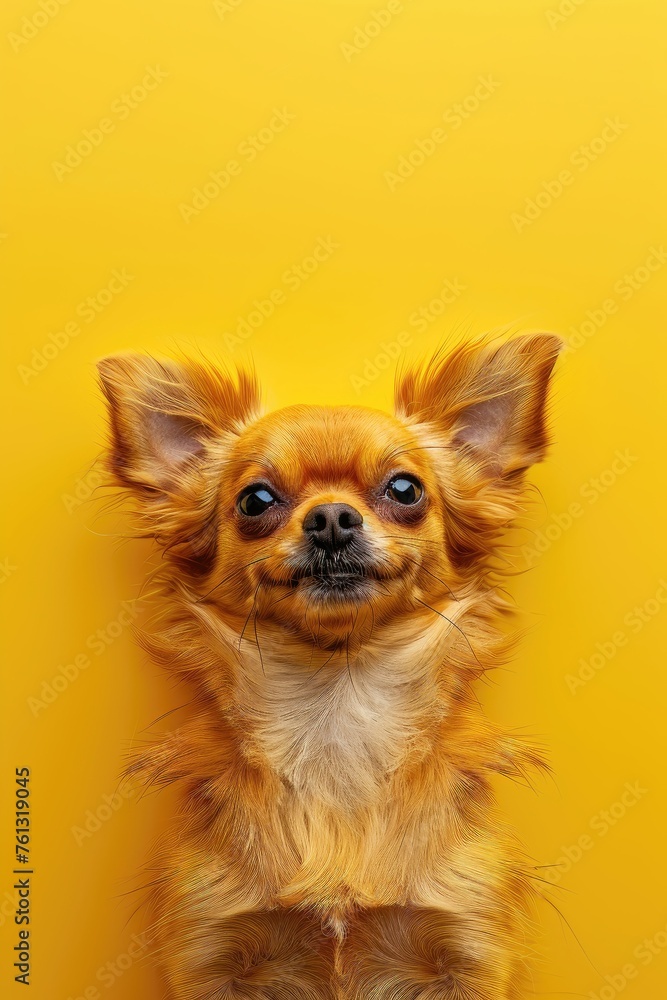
97 332 561 999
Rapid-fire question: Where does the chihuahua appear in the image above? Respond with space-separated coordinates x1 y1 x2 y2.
98 332 561 999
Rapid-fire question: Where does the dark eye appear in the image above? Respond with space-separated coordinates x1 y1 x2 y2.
238 486 277 516
385 475 424 505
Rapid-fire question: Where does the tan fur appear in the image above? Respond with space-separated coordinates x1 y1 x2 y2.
98 333 561 999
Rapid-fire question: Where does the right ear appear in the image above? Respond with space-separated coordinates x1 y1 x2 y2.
97 354 260 571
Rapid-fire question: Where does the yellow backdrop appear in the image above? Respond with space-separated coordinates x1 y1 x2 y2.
2 1 666 997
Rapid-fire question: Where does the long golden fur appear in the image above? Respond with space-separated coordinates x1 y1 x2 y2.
97 333 562 999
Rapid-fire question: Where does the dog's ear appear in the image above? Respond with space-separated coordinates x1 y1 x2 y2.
97 354 260 573
97 354 259 493
395 334 562 478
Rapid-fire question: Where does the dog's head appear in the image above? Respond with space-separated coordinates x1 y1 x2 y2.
98 335 561 644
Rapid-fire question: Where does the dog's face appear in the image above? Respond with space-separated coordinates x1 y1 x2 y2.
98 335 560 643
212 403 443 636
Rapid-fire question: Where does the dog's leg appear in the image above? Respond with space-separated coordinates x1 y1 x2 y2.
339 904 523 1000
163 906 338 1000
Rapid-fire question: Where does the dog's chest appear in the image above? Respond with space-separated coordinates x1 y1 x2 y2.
238 645 438 809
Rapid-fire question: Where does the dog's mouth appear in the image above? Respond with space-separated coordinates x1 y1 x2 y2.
293 569 379 605
301 570 369 592
265 551 407 601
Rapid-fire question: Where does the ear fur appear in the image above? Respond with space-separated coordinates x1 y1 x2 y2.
97 353 260 574
395 334 562 570
395 334 563 478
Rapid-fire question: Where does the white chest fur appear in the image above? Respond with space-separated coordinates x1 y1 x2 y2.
234 628 447 812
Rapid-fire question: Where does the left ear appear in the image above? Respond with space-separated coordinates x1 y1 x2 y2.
395 334 563 478
97 353 260 574
97 353 259 495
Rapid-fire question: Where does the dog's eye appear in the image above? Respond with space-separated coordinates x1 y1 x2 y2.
385 475 424 505
238 486 277 516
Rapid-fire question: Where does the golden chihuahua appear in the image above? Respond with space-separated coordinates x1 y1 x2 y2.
98 332 561 999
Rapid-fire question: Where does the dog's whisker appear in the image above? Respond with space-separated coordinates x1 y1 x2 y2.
252 597 266 677
382 542 462 602
414 596 482 667
238 576 265 651
197 555 271 603
344 628 359 697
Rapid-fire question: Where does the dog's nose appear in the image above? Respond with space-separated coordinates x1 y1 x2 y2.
303 502 363 551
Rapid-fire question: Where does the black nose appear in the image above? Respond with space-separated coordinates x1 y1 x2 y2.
303 502 363 551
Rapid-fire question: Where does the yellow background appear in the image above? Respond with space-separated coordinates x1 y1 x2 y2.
2 1 666 997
